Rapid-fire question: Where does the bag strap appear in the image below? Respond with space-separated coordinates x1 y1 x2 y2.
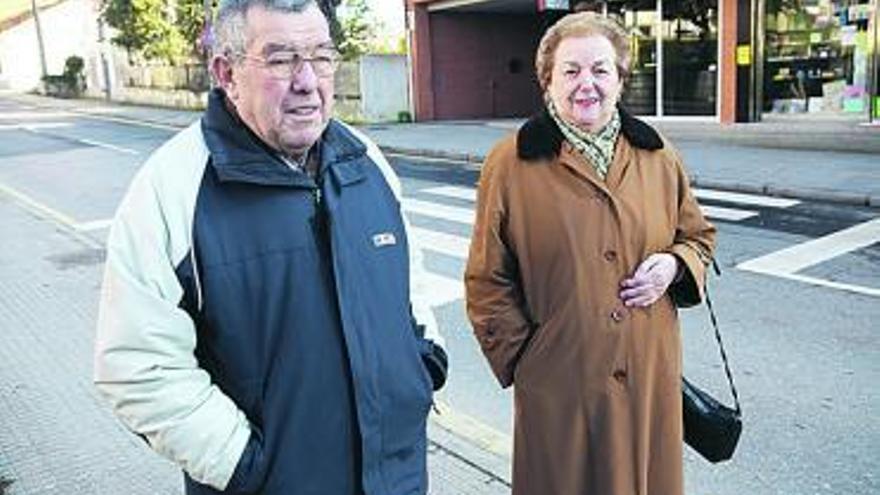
705 258 742 417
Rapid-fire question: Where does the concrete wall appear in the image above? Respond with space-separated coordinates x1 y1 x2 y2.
360 54 410 122
0 0 104 93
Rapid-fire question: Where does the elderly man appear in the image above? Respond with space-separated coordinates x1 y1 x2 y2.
93 1 447 494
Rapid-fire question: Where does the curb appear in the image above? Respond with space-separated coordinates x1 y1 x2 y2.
379 147 878 208
10 94 875 208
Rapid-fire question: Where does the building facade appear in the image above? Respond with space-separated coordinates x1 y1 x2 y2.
405 0 879 124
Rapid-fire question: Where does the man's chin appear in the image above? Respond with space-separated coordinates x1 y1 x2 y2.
280 128 324 155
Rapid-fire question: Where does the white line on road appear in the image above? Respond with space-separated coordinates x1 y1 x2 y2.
737 217 880 297
738 217 880 274
700 205 759 221
418 270 464 308
0 122 73 131
423 186 769 221
19 126 142 155
765 272 880 298
410 226 470 258
403 197 475 225
430 400 513 460
0 181 103 249
75 218 114 232
693 188 800 208
422 185 477 202
76 138 140 155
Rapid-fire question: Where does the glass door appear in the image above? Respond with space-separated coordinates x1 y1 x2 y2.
620 4 659 115
661 1 719 115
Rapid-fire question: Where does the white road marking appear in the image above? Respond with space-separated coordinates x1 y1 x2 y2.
74 218 114 232
693 188 800 208
0 181 103 249
423 186 768 222
422 185 477 202
11 123 142 155
700 205 759 221
0 111 75 120
418 270 464 308
409 226 471 258
402 197 475 225
430 400 513 460
76 137 140 155
0 122 73 131
384 152 476 167
737 217 880 297
738 218 880 274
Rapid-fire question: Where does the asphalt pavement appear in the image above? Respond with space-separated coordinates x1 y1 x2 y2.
4 91 879 206
0 92 878 495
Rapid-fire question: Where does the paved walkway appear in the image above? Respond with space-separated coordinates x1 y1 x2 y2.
0 92 510 495
5 92 879 206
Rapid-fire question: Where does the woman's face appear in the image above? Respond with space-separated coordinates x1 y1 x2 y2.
547 35 623 133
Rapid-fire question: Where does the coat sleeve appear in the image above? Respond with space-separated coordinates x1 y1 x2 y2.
464 146 534 388
666 148 717 307
93 166 256 491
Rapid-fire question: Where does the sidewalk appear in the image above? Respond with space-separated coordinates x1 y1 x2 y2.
5 92 879 206
0 157 509 495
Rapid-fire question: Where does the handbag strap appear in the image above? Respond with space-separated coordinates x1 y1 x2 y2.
704 259 742 416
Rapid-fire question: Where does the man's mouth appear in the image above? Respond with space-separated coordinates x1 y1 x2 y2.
285 105 320 117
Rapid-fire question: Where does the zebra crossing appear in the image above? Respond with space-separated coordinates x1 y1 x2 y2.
404 184 802 308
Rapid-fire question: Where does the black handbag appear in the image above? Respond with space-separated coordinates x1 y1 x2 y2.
682 260 742 463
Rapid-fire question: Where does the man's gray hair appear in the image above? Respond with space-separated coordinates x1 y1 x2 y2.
213 0 317 58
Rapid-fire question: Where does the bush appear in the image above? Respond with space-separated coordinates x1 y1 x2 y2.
42 55 86 98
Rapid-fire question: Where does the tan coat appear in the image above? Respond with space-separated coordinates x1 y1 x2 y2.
465 110 716 495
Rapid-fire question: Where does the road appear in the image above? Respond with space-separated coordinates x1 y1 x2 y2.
1 98 878 495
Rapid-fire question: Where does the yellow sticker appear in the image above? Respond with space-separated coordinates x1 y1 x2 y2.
736 45 751 66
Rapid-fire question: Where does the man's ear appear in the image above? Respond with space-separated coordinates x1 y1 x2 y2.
211 55 238 100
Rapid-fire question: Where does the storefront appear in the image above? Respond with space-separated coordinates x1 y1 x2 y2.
762 0 879 122
406 0 877 123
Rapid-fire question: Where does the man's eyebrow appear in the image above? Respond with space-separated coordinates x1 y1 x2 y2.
261 41 336 55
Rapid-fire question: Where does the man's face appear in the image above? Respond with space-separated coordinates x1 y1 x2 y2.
223 4 334 158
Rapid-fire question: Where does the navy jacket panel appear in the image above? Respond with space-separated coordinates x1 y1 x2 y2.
176 90 430 495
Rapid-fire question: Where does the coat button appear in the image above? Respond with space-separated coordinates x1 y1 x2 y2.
604 250 617 262
610 308 625 322
612 369 627 382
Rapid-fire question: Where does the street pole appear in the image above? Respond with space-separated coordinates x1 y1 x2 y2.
30 0 49 82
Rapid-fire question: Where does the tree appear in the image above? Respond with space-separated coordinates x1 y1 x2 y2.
336 0 378 60
101 0 189 64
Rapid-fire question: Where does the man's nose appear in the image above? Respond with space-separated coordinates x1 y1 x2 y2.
291 61 319 92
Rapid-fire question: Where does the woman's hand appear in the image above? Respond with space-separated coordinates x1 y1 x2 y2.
619 253 680 308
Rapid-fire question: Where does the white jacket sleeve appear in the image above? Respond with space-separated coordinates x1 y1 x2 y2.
93 131 251 490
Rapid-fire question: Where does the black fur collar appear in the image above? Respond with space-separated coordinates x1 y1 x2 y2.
516 105 664 161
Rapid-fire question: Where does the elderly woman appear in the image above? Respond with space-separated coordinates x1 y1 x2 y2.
464 12 716 495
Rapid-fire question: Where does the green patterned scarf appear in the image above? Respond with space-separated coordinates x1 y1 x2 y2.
546 96 621 180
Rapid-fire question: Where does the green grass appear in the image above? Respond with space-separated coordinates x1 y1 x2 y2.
0 0 64 25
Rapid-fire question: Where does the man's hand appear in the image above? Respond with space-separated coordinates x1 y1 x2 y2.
619 253 680 308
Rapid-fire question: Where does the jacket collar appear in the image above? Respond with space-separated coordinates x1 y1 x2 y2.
516 104 664 161
200 88 366 187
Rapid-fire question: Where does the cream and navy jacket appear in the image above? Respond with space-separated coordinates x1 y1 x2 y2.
94 89 447 495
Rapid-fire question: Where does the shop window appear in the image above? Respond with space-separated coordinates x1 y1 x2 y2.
764 0 874 115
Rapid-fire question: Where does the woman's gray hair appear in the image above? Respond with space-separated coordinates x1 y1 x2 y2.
535 12 631 91
213 0 317 58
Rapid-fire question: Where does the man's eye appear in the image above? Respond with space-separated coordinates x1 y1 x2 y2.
266 58 291 66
